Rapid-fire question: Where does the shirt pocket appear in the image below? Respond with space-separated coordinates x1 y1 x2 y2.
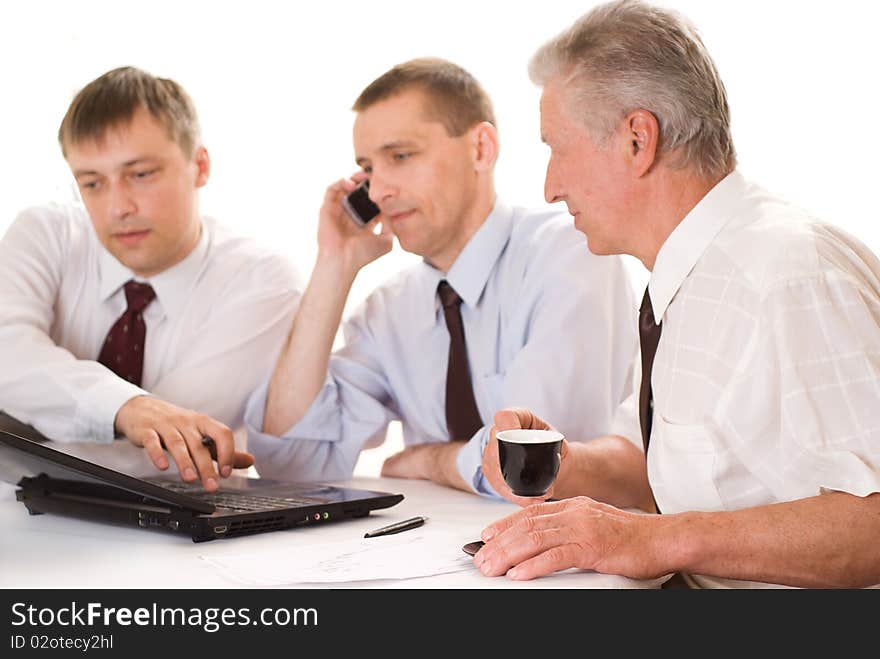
649 415 723 514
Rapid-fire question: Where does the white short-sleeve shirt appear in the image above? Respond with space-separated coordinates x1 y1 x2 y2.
612 170 880 588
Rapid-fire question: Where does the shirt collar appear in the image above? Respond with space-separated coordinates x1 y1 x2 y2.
417 198 513 328
98 220 210 318
648 170 747 322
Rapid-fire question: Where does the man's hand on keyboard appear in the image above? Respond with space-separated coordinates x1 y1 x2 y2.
114 395 255 492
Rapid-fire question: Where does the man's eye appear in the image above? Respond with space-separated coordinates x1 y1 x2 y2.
80 181 100 191
133 169 157 179
392 153 411 162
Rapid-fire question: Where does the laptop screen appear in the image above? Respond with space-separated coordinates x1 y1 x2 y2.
0 426 216 513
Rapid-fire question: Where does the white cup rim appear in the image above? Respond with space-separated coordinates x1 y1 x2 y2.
495 429 564 444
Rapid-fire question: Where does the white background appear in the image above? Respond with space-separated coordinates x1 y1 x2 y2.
1 0 878 469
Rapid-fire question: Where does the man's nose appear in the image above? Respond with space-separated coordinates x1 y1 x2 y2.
367 169 397 206
544 161 561 204
109 182 137 220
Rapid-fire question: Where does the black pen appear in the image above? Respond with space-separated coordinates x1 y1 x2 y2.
364 516 427 538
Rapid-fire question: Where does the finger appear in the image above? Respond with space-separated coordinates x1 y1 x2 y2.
199 435 254 472
480 435 516 499
131 428 168 470
323 178 356 206
478 525 575 578
157 423 198 483
480 499 567 541
480 428 499 471
476 510 574 577
349 170 368 184
232 450 255 470
494 407 552 432
505 543 586 581
492 409 524 432
181 425 219 491
199 418 236 476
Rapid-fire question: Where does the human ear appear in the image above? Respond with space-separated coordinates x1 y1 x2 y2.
194 146 211 187
626 110 659 176
470 121 499 172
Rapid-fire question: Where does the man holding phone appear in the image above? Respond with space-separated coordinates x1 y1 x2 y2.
244 58 636 495
341 179 380 226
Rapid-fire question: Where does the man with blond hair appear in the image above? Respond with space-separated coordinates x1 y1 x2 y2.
0 67 300 492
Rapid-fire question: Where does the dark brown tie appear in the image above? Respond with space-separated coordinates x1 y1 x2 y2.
437 280 483 440
638 286 662 454
98 280 156 387
640 288 680 574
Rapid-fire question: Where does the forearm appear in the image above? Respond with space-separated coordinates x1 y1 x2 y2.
426 441 473 493
263 255 357 436
384 441 475 493
652 491 880 587
555 435 653 511
0 324 144 442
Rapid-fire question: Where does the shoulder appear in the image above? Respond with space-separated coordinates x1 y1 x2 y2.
7 202 89 236
507 206 581 251
342 257 430 339
361 257 426 312
201 217 304 292
504 205 629 285
709 188 871 292
3 203 94 256
699 187 880 326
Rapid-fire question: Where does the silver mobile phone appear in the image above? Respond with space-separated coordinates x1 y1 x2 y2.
341 180 380 226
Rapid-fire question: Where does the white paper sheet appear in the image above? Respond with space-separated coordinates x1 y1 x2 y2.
199 531 476 586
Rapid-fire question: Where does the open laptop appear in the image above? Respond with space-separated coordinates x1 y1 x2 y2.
0 413 403 542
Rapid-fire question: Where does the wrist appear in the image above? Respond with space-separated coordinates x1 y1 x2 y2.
427 442 466 487
313 250 359 286
554 441 585 497
113 394 145 434
649 510 704 575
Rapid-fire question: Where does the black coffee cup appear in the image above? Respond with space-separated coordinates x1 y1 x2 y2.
496 429 564 497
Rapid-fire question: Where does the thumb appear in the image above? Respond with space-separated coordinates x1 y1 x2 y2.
493 408 524 432
493 407 552 432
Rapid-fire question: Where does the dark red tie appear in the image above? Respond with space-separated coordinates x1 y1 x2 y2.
437 280 483 440
98 280 156 386
638 286 662 454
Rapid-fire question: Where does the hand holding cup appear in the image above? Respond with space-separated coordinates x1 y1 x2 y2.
496 429 564 497
480 408 568 505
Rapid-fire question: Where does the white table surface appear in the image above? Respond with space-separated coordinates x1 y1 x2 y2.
0 476 664 589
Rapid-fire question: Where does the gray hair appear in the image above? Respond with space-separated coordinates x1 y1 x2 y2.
529 0 736 180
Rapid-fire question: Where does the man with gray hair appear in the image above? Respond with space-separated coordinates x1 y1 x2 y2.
474 0 880 588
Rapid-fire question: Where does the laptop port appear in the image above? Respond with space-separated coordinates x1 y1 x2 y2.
213 526 228 534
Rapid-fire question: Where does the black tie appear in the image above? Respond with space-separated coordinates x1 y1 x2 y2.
437 280 483 440
638 286 662 454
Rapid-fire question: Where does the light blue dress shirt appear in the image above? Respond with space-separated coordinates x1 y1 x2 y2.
245 200 637 496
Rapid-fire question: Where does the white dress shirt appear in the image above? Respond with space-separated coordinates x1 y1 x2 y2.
611 170 880 588
246 200 637 494
0 203 301 479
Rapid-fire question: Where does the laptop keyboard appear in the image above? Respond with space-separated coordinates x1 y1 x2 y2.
145 479 320 512
200 493 316 512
